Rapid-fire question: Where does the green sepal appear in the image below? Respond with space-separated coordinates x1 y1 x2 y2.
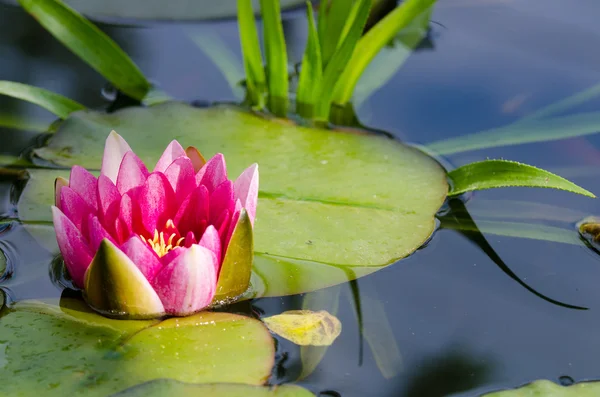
84 238 165 319
212 209 253 304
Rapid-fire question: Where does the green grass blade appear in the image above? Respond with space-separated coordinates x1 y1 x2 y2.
260 0 289 116
315 0 372 120
237 0 267 108
353 7 432 108
455 199 587 224
296 2 323 118
448 159 595 198
188 28 245 99
318 0 354 68
331 0 437 105
0 81 85 119
426 111 600 156
440 217 581 246
18 0 150 101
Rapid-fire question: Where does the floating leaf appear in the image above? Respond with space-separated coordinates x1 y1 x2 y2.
0 299 275 395
425 111 600 156
0 81 85 119
483 380 600 397
114 379 314 396
263 310 341 346
447 160 595 198
21 103 448 297
332 0 437 106
238 0 267 108
260 0 289 116
18 0 150 100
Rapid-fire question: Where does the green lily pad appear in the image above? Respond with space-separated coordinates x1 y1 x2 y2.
484 380 600 396
20 103 448 297
0 298 275 396
113 379 314 396
2 0 306 21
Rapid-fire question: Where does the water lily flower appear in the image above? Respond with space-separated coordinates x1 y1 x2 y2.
52 131 258 318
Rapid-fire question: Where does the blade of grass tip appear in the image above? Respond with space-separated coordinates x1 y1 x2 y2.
237 0 267 108
353 7 432 108
521 81 600 121
315 0 372 120
188 27 245 99
18 0 150 101
331 0 437 105
425 111 600 155
0 113 50 133
447 159 596 198
296 2 323 118
260 0 289 117
319 0 354 68
0 81 85 119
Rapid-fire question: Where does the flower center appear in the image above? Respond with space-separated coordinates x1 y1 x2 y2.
141 220 184 257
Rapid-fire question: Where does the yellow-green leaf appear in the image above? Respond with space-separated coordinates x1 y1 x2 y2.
263 309 342 346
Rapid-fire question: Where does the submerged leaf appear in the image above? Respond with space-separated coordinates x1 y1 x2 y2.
18 0 150 100
0 81 85 119
484 380 600 396
447 160 595 198
263 309 342 346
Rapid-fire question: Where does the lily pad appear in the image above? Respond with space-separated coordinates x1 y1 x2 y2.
20 103 448 297
113 379 314 396
2 0 306 21
263 310 342 346
0 298 275 396
484 380 600 396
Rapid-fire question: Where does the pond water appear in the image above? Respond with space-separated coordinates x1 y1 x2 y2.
2 1 600 396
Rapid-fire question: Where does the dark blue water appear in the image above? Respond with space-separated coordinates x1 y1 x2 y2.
2 1 600 396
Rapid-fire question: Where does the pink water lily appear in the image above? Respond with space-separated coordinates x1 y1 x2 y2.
52 131 258 318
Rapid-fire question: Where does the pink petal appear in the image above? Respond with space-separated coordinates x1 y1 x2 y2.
69 166 99 211
174 184 209 237
101 131 132 183
152 245 218 315
209 180 235 226
116 151 150 195
154 140 186 173
195 153 227 193
186 146 206 173
60 187 93 235
118 193 135 237
198 225 221 269
121 236 163 282
215 209 231 243
233 163 258 225
86 214 116 252
52 206 93 288
97 175 120 220
138 173 176 235
164 156 196 202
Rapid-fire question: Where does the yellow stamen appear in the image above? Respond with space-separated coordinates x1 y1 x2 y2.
140 221 184 257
